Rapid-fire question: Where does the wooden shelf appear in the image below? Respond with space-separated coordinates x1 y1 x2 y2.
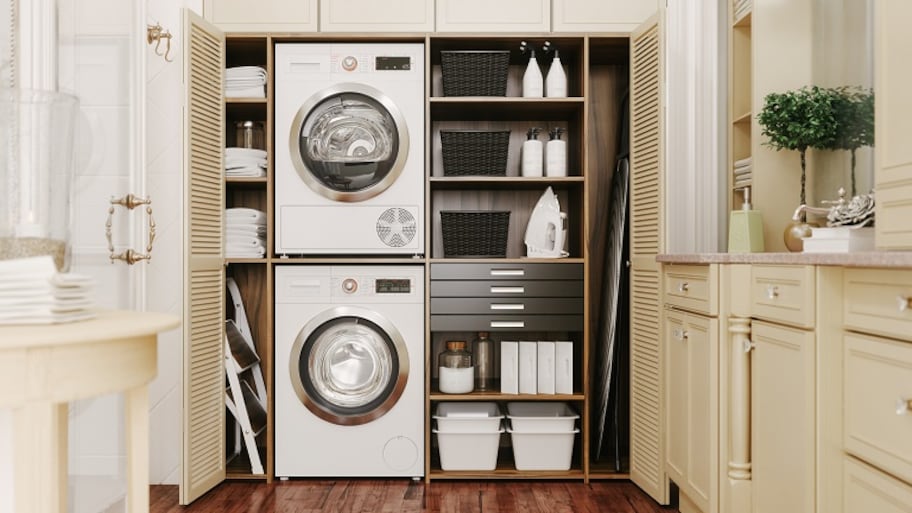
226 177 268 185
430 97 584 122
273 257 427 264
733 10 752 28
732 110 752 124
428 257 585 264
225 97 267 104
429 176 584 189
430 389 585 401
225 258 268 264
429 458 585 480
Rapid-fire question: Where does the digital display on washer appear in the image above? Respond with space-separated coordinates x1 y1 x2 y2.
376 56 411 71
375 278 410 293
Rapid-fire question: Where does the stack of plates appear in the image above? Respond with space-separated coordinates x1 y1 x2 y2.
0 256 95 324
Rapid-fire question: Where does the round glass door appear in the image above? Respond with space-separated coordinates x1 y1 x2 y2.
290 306 409 426
289 83 409 202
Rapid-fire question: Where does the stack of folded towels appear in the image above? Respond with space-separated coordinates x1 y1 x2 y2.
226 208 267 258
733 156 752 189
225 66 267 98
0 255 95 324
225 148 267 178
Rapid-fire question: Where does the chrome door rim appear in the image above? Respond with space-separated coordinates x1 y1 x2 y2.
288 82 410 202
289 305 409 425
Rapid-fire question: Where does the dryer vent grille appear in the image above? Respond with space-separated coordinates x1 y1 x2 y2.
376 208 417 248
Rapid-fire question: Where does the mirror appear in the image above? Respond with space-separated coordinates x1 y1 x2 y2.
811 0 874 202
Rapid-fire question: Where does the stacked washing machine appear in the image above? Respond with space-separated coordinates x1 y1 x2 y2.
273 43 425 478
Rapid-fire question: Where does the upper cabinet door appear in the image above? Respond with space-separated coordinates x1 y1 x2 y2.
202 0 318 32
436 0 550 32
552 0 658 33
320 0 434 32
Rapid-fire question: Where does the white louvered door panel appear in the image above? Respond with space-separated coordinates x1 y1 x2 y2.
629 13 667 505
180 9 225 506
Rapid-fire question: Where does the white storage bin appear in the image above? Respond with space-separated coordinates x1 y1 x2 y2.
506 402 579 432
434 429 504 471
508 428 579 471
434 402 503 432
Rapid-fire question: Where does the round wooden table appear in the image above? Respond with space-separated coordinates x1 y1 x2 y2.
0 310 180 513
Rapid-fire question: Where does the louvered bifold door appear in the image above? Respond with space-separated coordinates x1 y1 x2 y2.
180 9 226 506
629 13 667 505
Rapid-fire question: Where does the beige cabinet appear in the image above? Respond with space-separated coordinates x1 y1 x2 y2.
552 0 657 33
320 0 434 32
664 309 717 513
750 320 816 513
874 1 912 249
202 0 317 32
435 0 550 32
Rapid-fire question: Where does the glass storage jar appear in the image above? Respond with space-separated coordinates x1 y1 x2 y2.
0 88 79 271
438 340 473 394
235 120 265 150
472 332 495 391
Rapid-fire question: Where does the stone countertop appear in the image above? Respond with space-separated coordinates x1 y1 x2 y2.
656 252 912 268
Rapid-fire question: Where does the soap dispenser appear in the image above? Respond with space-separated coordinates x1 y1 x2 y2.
521 42 543 98
544 43 567 98
728 186 765 252
545 127 567 177
521 127 543 177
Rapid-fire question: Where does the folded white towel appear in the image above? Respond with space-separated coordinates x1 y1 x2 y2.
734 156 752 168
226 66 267 79
225 157 267 168
226 234 266 247
225 208 267 224
225 147 268 159
226 167 267 178
225 86 265 99
227 225 266 236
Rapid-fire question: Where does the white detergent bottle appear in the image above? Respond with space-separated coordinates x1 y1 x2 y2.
545 49 567 98
521 127 543 177
545 127 567 177
522 49 543 98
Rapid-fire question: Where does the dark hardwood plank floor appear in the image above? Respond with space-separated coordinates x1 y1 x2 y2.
151 480 677 513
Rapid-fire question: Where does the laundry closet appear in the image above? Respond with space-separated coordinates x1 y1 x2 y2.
180 0 663 506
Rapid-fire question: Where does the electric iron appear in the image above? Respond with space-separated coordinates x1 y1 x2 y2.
524 186 568 258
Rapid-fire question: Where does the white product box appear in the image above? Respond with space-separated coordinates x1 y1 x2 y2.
537 341 555 395
555 341 573 394
500 341 519 394
519 341 538 394
508 428 579 471
434 402 503 432
506 402 579 432
434 429 504 471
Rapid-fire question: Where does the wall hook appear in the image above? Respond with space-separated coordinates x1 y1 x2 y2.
147 23 173 62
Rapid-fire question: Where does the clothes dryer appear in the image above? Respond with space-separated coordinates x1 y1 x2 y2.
274 265 424 477
275 43 424 255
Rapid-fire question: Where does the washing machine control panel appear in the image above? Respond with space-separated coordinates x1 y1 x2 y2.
341 55 358 71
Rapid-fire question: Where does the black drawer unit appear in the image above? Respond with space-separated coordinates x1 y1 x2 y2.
430 263 584 332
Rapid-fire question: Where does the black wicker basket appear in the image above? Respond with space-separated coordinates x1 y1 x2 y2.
440 130 510 176
440 210 511 258
440 50 510 96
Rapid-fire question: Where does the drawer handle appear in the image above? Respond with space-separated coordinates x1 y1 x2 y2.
490 268 524 277
897 295 911 313
491 286 524 294
743 339 756 353
897 397 912 416
490 321 525 329
766 285 779 300
673 328 688 341
490 303 525 311
678 282 689 293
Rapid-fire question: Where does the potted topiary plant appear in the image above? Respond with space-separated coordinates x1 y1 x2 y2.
830 86 874 196
758 85 841 218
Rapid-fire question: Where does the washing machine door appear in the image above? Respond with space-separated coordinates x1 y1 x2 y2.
289 83 409 202
290 306 409 426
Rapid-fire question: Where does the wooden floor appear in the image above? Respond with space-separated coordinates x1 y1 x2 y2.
151 480 677 513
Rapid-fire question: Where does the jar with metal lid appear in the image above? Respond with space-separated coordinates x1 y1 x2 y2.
235 120 265 149
438 340 474 394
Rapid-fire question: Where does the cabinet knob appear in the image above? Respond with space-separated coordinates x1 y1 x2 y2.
897 295 911 313
678 282 689 293
673 328 688 341
766 285 779 300
743 339 756 353
897 397 912 416
342 278 358 293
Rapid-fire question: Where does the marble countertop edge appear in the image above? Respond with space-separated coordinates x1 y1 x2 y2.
656 252 912 268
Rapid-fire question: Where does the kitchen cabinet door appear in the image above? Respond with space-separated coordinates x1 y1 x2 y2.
751 320 815 513
435 0 550 32
203 0 317 32
552 0 658 33
320 0 434 32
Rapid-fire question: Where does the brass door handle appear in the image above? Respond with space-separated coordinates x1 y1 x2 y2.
106 194 156 265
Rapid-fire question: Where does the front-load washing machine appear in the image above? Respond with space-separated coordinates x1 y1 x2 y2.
275 43 424 255
275 265 424 477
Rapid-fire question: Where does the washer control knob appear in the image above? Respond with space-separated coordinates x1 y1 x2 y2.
341 56 358 71
342 278 358 294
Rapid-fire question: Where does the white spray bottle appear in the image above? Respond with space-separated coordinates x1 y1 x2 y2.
545 127 567 177
521 127 543 177
522 45 543 98
544 42 567 98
